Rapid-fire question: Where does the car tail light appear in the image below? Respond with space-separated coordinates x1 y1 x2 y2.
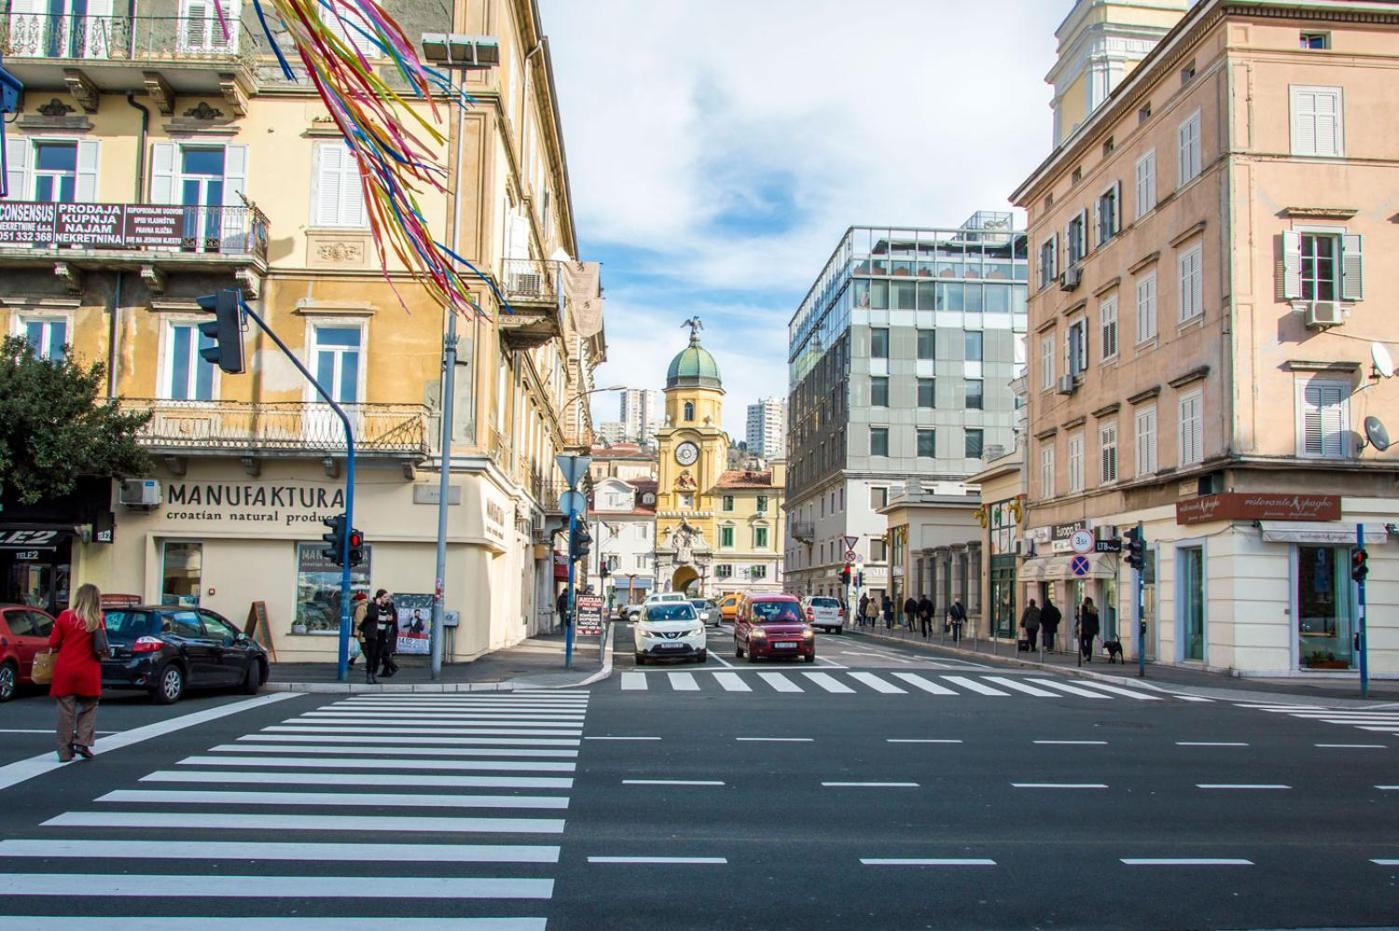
805 607 814 620
131 637 164 653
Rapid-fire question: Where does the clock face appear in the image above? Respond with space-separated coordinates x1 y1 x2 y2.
675 442 699 466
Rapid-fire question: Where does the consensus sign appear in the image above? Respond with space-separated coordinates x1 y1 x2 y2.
1176 493 1340 525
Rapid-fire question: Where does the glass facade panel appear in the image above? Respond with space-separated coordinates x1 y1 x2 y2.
1297 545 1353 669
294 543 372 634
1179 546 1205 660
161 542 202 606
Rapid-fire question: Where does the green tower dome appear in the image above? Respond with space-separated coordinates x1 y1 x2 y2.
666 323 722 390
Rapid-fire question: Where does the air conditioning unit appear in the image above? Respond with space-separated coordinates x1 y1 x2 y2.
1059 266 1082 291
1305 300 1343 329
1056 374 1078 395
119 478 162 508
509 272 544 297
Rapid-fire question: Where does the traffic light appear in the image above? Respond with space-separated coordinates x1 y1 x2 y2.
570 522 592 563
1124 525 1146 570
195 287 246 374
1352 547 1369 582
841 564 852 585
600 555 612 579
321 513 347 565
346 526 365 567
856 572 864 588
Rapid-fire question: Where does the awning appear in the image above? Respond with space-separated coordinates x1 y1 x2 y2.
1019 553 1117 581
1259 521 1388 545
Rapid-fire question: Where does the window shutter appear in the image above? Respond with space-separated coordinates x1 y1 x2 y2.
5 136 32 200
1279 231 1302 300
1177 121 1188 184
1315 89 1340 157
222 144 248 205
312 143 338 226
1290 88 1317 156
1302 385 1324 455
1340 234 1363 301
1321 385 1346 457
182 0 209 48
74 139 100 202
148 142 175 203
1112 181 1122 234
342 150 365 227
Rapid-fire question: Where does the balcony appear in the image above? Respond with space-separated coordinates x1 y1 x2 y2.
123 400 431 461
792 521 815 542
497 258 561 351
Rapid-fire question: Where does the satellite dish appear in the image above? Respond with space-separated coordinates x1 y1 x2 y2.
1365 416 1391 452
1372 342 1395 379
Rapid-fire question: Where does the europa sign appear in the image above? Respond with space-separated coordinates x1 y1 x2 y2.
1176 493 1341 525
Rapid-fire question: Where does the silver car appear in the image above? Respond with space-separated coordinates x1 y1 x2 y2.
689 598 721 627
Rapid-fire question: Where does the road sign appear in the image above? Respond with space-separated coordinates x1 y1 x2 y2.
842 535 859 552
1070 530 1095 555
844 549 857 562
559 489 588 517
1096 539 1122 553
1070 555 1091 577
575 594 605 636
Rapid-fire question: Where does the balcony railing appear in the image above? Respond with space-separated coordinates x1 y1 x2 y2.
792 521 815 542
498 258 559 307
0 202 268 263
1 13 261 68
124 400 431 458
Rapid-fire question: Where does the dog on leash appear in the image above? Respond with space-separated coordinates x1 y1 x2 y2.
1103 640 1124 663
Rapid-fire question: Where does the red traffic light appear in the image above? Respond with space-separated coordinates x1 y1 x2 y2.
348 530 364 547
1352 547 1369 582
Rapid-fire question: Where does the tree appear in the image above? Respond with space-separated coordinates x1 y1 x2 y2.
0 336 151 505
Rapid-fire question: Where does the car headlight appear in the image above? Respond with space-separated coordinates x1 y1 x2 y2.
802 626 815 638
750 627 767 638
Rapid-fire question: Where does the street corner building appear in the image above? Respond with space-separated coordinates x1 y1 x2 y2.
1010 0 1399 677
0 0 608 662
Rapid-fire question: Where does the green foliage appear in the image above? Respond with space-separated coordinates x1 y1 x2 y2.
0 335 151 505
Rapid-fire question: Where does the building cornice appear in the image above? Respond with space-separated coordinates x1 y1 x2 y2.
1128 386 1162 404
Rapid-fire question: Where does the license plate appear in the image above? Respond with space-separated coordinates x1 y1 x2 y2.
773 642 798 650
659 643 686 650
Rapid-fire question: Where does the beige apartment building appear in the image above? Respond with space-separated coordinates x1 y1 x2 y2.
1012 0 1399 677
0 0 604 661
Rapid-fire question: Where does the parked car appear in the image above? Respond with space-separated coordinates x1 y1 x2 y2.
627 591 687 622
802 596 845 633
718 592 743 622
0 604 57 702
634 601 707 665
689 598 721 627
101 606 269 704
734 593 814 663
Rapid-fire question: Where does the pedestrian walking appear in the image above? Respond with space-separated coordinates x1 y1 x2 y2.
857 594 869 628
1078 596 1101 662
881 595 894 630
48 583 105 762
902 595 919 633
357 590 384 683
1039 596 1062 652
918 593 934 638
349 592 369 667
374 590 400 678
1020 598 1041 652
947 598 967 644
863 596 878 628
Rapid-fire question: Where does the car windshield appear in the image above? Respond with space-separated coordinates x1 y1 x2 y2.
689 600 708 609
104 610 159 641
751 601 801 622
647 604 697 621
811 598 840 608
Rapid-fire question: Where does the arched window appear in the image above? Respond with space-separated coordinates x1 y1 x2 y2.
683 401 695 421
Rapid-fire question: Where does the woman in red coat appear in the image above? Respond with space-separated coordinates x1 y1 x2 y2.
48 583 105 761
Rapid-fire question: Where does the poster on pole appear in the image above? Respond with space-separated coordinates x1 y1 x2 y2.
394 593 434 654
575 594 605 636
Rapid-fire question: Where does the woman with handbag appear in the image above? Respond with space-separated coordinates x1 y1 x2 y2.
48 583 107 762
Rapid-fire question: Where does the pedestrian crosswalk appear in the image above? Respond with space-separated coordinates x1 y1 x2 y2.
1242 703 1399 741
617 669 1180 700
0 690 590 928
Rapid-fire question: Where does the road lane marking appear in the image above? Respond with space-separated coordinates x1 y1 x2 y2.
1176 742 1248 747
848 672 906 694
736 737 812 742
0 919 544 929
713 672 752 692
43 811 565 833
822 782 918 788
1012 783 1108 789
245 734 581 747
622 779 723 786
263 726 583 737
758 672 803 693
588 857 726 864
890 673 957 695
803 672 855 693
583 737 661 741
861 858 995 866
887 739 962 744
214 744 578 758
1070 681 1163 701
621 673 647 690
140 771 573 789
1121 859 1253 866
0 873 553 899
1374 785 1399 790
983 677 1062 698
0 839 560 862
299 713 586 723
706 650 736 669
1034 740 1107 745
1026 679 1112 699
1196 784 1290 790
667 672 700 691
99 789 569 810
942 676 1009 697
1373 859 1399 865
1316 743 1386 749
176 756 575 772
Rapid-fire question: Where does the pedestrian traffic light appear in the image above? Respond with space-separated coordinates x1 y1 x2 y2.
346 526 365 567
195 287 246 374
1124 525 1146 570
321 513 347 565
1352 547 1369 582
856 572 864 588
571 522 592 562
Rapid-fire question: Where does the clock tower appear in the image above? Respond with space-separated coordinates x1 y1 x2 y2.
655 319 727 595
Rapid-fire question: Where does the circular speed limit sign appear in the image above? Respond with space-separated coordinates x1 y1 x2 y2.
1070 530 1095 554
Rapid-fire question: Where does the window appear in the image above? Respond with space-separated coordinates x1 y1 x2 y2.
715 564 733 579
1177 110 1202 187
870 539 887 562
679 492 694 509
755 527 769 549
1300 32 1330 50
722 495 735 512
7 139 98 205
1096 183 1120 245
1178 390 1203 465
1039 334 1056 390
1134 150 1156 219
166 322 217 401
1066 210 1087 265
1067 318 1088 376
32 141 77 203
870 487 888 509
965 331 983 362
1135 406 1158 475
1139 102 1152 123
1136 271 1158 342
871 376 889 407
1289 85 1343 157
1100 423 1119 483
312 142 367 228
965 428 984 459
635 554 648 569
1067 433 1084 492
751 565 768 580
917 429 935 458
916 329 935 360
870 328 889 358
966 379 984 410
161 541 203 607
179 0 239 53
1100 295 1119 360
1038 236 1057 289
756 495 768 513
1178 244 1203 322
1039 443 1055 498
20 318 67 362
916 377 935 409
720 526 735 548
1180 61 1197 84
683 402 694 421
1298 380 1349 458
869 428 889 457
1282 231 1362 302
311 325 363 403
1299 233 1337 301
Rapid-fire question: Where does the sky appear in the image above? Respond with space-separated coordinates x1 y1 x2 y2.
539 0 1066 441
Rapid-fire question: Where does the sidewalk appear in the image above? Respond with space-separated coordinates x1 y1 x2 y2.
265 625 613 693
845 623 1399 707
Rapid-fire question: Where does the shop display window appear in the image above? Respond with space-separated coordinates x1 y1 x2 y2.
293 543 372 634
161 541 203 606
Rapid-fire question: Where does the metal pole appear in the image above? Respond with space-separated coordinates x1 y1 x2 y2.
1357 522 1368 699
238 297 356 682
565 511 577 670
1136 521 1146 678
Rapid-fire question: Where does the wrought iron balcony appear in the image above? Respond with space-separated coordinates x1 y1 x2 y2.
0 202 268 266
0 12 260 70
497 258 562 351
123 400 431 459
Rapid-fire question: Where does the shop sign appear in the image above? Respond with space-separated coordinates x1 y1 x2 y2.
1052 521 1087 540
122 205 187 247
0 201 188 248
0 528 62 549
575 594 604 636
54 203 124 246
482 491 509 546
1176 493 1341 526
162 481 346 527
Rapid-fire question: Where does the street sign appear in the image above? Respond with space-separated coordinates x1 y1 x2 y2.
1070 530 1095 555
844 549 857 562
576 594 605 636
1070 555 1091 577
560 489 588 517
554 454 592 489
1096 539 1122 553
842 535 859 552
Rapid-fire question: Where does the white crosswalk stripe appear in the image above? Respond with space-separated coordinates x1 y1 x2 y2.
941 675 1010 697
890 672 958 695
0 691 589 925
803 671 856 693
847 672 906 694
1245 704 1399 741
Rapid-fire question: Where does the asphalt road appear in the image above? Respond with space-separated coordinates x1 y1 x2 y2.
0 624 1396 929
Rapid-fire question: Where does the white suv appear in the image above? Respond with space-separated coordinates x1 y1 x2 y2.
627 591 686 622
634 601 707 665
802 596 845 633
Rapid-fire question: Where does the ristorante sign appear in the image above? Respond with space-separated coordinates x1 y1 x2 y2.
1176 493 1341 525
0 201 189 248
163 482 346 528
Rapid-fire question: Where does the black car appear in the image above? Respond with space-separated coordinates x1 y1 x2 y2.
101 606 268 704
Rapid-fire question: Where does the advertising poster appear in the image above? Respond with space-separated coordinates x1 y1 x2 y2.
395 593 434 655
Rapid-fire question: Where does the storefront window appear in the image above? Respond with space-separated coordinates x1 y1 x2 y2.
161 542 203 606
1179 546 1205 661
294 542 372 634
990 556 1016 638
1297 545 1353 669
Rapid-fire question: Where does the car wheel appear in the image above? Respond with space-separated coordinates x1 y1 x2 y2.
804 653 816 664
835 627 843 635
635 653 646 666
0 662 16 702
747 646 761 664
696 649 708 663
241 660 264 695
152 663 185 705
734 639 743 658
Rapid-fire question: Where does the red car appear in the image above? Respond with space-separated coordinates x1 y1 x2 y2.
0 604 58 702
734 593 815 663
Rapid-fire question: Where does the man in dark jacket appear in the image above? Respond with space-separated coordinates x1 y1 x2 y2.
357 591 383 684
858 594 869 628
881 595 894 629
367 589 399 678
1020 599 1041 649
948 598 967 643
902 595 919 632
1039 596 1062 652
1078 597 1101 662
917 594 934 638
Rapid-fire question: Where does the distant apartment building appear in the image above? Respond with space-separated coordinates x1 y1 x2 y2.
1011 0 1399 676
745 397 787 460
784 216 1029 603
595 421 628 446
619 388 663 445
